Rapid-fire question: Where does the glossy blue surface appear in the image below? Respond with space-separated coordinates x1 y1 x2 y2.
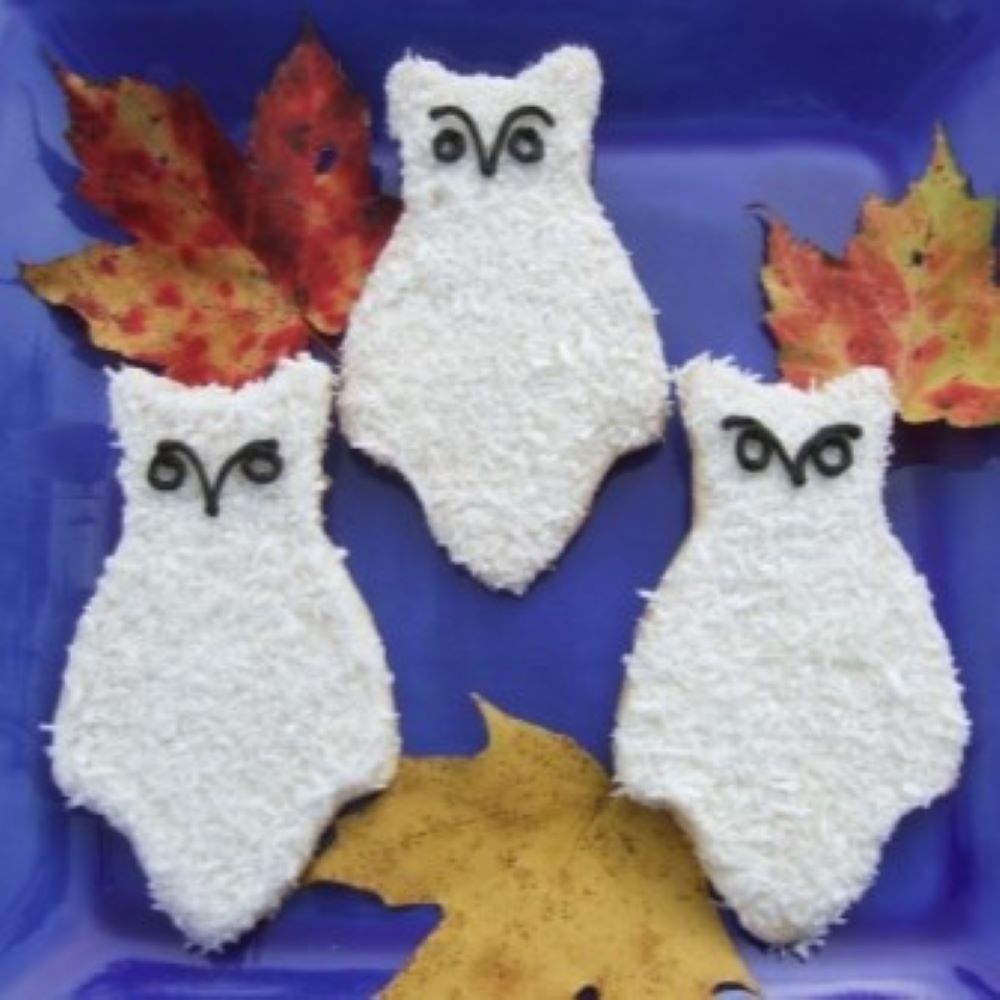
1 0 999 996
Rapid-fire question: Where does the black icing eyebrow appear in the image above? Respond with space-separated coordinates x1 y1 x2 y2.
428 105 482 130
429 104 555 131
496 104 556 128
428 104 556 177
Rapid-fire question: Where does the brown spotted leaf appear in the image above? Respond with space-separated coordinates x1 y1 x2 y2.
762 128 1000 426
23 29 398 386
308 700 755 1000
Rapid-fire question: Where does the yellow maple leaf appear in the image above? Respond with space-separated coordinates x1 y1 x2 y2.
762 127 1000 426
308 700 756 1000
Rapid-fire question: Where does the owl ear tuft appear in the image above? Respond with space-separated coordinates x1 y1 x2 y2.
108 364 184 420
822 365 894 403
821 366 897 437
820 365 896 411
256 354 334 421
386 53 452 140
676 355 758 416
522 45 602 119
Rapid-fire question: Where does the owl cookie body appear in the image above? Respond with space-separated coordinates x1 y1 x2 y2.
51 356 399 949
340 47 668 593
614 358 968 946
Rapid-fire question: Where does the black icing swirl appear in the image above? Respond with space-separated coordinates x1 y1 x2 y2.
720 417 862 487
147 439 283 517
428 104 555 176
506 124 545 164
431 127 466 164
804 424 863 479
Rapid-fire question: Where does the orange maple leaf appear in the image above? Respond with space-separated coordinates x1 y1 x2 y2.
23 27 399 387
762 128 1000 427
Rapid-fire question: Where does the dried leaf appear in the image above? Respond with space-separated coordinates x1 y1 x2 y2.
246 24 399 334
58 71 249 248
23 29 398 386
762 128 1000 426
308 700 755 1000
24 242 305 385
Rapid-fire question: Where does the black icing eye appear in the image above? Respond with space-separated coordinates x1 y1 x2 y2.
804 424 862 478
148 440 191 492
506 124 544 164
721 416 780 476
237 439 283 484
733 425 775 472
432 127 466 164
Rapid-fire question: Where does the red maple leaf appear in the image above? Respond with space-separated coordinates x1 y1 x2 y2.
23 27 399 386
762 129 1000 427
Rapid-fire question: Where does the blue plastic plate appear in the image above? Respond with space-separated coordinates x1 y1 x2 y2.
1 0 998 996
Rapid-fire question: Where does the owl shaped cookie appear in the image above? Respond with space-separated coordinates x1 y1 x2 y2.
340 46 668 593
614 357 968 946
50 356 399 949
